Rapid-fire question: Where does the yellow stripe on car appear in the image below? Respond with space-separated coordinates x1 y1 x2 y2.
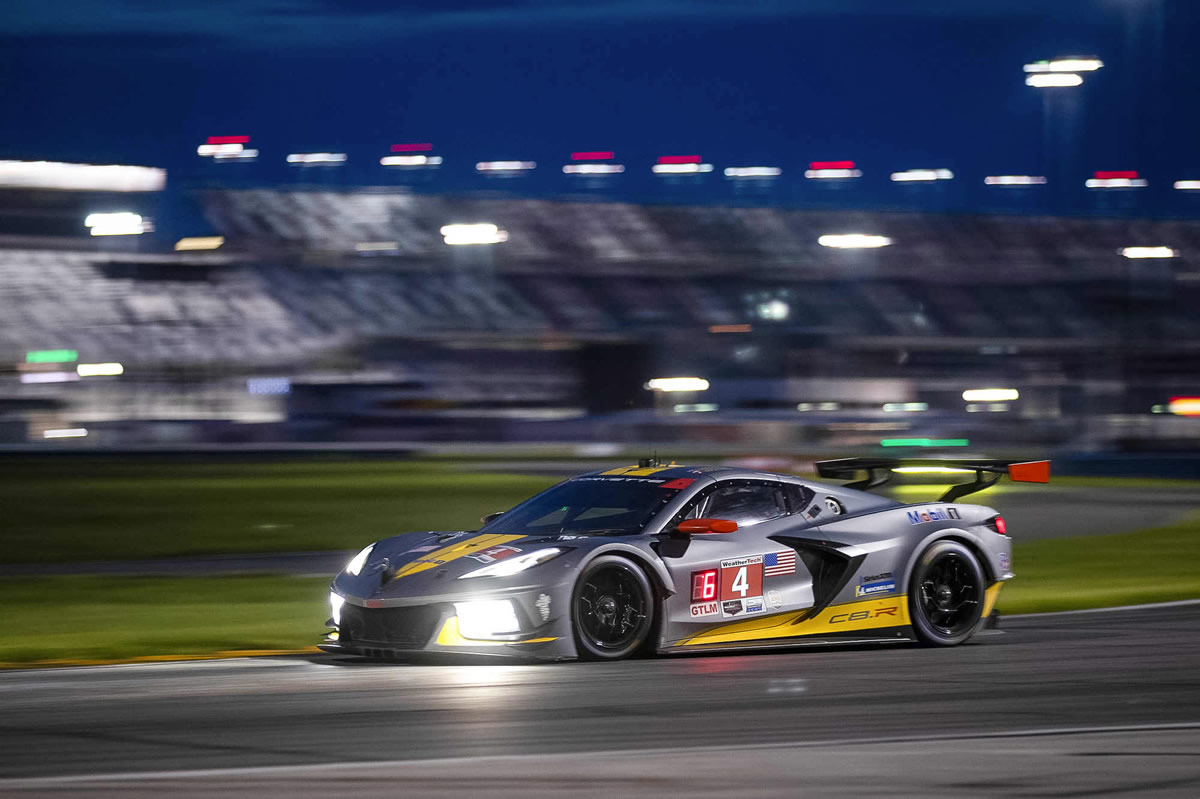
389 533 526 580
600 465 678 476
680 595 911 646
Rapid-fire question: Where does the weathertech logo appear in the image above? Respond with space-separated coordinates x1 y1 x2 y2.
906 507 960 525
830 606 899 624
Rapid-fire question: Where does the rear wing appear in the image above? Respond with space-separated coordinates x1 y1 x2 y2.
815 458 1050 502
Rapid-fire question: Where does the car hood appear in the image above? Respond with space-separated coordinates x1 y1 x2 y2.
331 529 621 601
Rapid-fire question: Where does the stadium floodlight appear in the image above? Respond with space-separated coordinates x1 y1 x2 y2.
76 362 123 377
818 234 892 249
890 169 953 182
652 163 714 174
563 163 625 174
1087 171 1147 189
724 167 782 178
1174 181 1200 191
198 143 245 157
20 372 80 384
962 388 1019 402
1121 247 1178 259
1024 58 1103 73
381 155 443 166
0 161 166 192
984 175 1047 185
476 161 536 172
84 212 149 236
175 236 224 251
440 223 508 246
213 148 259 160
286 153 347 165
1026 73 1083 88
43 428 88 439
645 377 710 392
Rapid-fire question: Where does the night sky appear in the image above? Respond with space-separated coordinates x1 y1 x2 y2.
3 0 1197 215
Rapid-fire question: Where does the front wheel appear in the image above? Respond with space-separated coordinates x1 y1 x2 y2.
571 556 655 661
909 540 985 646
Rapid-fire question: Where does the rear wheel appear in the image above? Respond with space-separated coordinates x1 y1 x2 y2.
909 540 985 646
571 556 655 661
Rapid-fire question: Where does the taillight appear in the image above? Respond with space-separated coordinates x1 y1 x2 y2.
989 515 1007 536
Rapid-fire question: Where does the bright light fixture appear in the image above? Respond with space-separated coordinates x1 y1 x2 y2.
286 152 347 165
962 388 1019 402
724 167 782 178
459 548 564 579
890 169 954 182
0 160 165 192
329 592 345 625
345 544 374 576
1024 58 1103 73
76 362 123 377
476 161 536 172
440 223 508 245
1122 247 1177 259
84 212 150 236
805 168 862 179
1168 397 1200 417
818 234 892 249
984 175 1047 185
380 155 443 166
1026 73 1083 88
453 600 520 639
174 236 224 251
213 148 259 160
1175 181 1200 191
652 163 714 174
645 377 710 392
563 163 625 174
44 428 88 439
1086 177 1147 188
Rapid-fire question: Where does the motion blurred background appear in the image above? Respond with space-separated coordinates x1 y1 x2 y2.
1 0 1199 666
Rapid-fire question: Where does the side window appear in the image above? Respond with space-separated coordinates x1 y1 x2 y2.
703 481 787 528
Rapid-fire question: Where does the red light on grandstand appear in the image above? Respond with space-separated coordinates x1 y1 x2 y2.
207 136 250 145
810 161 855 170
391 143 433 153
1094 170 1138 180
571 151 614 161
658 155 702 164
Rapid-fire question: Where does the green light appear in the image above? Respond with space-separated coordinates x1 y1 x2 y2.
880 438 970 448
26 349 78 364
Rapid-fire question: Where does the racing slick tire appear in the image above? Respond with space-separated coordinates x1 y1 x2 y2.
571 555 655 661
909 539 986 647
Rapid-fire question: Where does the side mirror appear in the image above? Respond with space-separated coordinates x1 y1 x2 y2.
481 511 505 526
677 518 739 535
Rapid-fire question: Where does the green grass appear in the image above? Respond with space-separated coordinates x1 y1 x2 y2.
0 575 329 664
2 515 1199 665
0 458 558 564
998 513 1200 613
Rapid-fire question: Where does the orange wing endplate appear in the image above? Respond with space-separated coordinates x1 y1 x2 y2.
1008 460 1051 483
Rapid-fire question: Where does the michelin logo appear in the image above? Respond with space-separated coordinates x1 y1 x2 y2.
855 580 897 598
906 506 961 525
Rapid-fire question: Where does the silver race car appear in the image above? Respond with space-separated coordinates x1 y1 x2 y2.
321 457 1048 661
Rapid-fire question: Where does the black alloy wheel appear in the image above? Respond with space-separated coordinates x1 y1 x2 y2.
909 540 986 646
572 555 655 660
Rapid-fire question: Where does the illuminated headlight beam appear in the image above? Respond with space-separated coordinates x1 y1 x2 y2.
454 600 520 639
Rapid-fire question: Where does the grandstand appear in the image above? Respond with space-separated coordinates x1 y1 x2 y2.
1 185 1198 447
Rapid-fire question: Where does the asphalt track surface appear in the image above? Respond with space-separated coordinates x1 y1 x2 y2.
2 604 1198 796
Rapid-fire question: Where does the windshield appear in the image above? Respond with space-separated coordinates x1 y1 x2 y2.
480 476 690 536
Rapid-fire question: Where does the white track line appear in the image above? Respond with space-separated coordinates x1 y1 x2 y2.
3 721 1199 788
1006 597 1200 619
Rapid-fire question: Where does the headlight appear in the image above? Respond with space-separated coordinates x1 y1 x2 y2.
458 547 564 579
329 592 345 625
345 544 375 576
454 599 520 639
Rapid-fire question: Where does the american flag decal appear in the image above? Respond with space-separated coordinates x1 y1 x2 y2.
763 549 796 577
